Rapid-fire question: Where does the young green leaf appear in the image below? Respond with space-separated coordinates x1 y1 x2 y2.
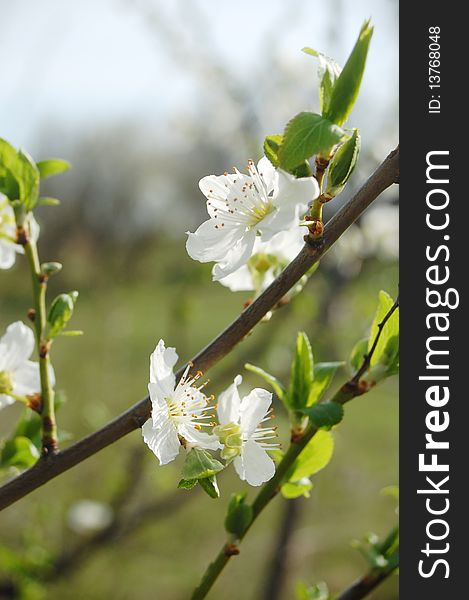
281 478 313 499
279 112 344 171
36 158 71 179
287 430 334 481
198 475 220 499
47 291 79 338
307 362 344 406
225 492 253 536
245 363 286 402
181 447 224 481
350 337 368 372
288 332 314 410
0 139 40 210
325 129 361 198
302 402 344 430
264 134 283 167
38 197 61 207
325 20 373 126
0 437 40 469
295 581 330 600
177 478 198 490
303 47 342 114
368 290 399 368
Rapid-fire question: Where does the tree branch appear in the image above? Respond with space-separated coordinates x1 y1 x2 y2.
334 554 399 600
0 146 399 512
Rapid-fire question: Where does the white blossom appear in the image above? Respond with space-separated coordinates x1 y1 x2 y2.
0 197 40 269
0 321 45 410
218 226 305 293
186 157 318 280
142 340 219 465
215 375 276 487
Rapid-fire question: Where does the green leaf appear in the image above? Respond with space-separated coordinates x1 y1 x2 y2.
325 20 374 126
279 112 344 171
368 291 399 368
177 478 198 490
38 196 61 206
15 150 40 211
303 47 342 114
36 159 71 179
264 134 283 167
303 402 344 430
225 492 253 536
47 291 79 338
326 129 361 197
350 338 368 372
181 447 224 481
287 430 334 481
0 139 39 209
288 332 314 410
0 437 40 469
281 478 313 499
307 362 344 406
12 411 42 449
295 581 330 600
245 363 286 402
198 475 220 499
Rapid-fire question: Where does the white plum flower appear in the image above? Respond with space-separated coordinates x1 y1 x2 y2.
142 340 219 465
0 197 40 269
67 500 113 535
0 321 44 410
186 157 319 280
215 375 277 487
218 226 305 293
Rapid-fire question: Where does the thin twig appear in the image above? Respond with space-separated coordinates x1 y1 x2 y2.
0 146 399 512
190 293 400 599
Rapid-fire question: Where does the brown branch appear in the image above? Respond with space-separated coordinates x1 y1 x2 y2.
0 146 399 512
334 558 398 600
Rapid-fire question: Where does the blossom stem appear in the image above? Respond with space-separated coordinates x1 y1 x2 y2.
23 237 57 455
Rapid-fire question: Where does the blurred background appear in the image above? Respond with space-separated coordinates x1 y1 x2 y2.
0 0 398 598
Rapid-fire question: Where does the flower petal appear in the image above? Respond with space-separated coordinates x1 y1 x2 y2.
239 388 273 437
186 218 245 263
0 394 15 410
179 424 220 451
148 382 171 427
218 264 253 292
211 228 257 280
149 339 177 393
217 374 242 425
0 241 17 270
142 417 181 465
0 322 35 372
11 360 40 396
256 156 276 193
234 439 275 486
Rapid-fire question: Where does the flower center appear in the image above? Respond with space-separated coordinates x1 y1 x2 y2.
214 421 243 460
0 370 13 395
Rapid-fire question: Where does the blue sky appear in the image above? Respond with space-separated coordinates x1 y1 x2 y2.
1 0 398 152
